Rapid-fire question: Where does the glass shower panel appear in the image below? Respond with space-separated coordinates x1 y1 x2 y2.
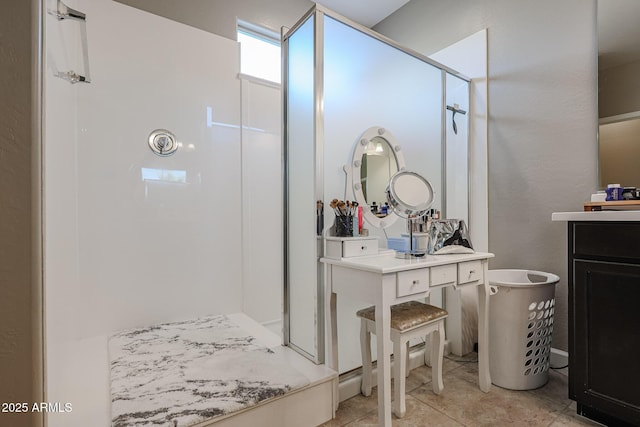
323 16 443 241
323 16 443 372
445 73 469 223
285 15 318 359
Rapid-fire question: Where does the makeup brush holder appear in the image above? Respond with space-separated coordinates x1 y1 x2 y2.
334 215 354 237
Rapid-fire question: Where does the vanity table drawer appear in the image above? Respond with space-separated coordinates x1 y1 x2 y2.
431 264 457 287
325 237 378 259
397 269 429 297
342 239 378 257
458 260 483 284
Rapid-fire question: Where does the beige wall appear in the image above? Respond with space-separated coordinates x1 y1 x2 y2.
599 59 640 118
0 0 43 426
376 0 599 353
599 118 640 187
115 0 313 39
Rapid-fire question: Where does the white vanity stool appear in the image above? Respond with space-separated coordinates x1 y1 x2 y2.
357 301 447 418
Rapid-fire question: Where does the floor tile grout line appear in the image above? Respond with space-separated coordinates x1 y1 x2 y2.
421 399 471 427
328 361 581 427
545 400 575 427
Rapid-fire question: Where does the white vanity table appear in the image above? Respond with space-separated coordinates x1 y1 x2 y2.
321 250 494 427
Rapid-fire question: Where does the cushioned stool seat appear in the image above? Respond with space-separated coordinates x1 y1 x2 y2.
357 301 448 418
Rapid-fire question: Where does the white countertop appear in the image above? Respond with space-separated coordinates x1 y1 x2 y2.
320 251 494 274
552 211 640 221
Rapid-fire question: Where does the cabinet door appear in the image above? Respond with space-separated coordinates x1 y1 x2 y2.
573 260 640 425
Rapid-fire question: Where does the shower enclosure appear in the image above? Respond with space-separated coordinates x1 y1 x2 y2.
43 0 285 425
283 5 470 370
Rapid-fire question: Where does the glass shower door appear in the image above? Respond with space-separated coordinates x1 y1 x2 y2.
283 13 323 362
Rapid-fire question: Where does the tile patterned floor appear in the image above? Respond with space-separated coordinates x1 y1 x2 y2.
321 355 603 427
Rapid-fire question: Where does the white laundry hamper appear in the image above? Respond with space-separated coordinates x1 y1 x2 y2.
488 269 560 390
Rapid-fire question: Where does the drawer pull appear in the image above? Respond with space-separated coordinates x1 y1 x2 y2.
458 261 482 284
361 246 367 250
397 270 429 297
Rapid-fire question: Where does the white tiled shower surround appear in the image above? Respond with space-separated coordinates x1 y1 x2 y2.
44 0 281 425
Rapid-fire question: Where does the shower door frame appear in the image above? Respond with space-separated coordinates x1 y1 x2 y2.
282 4 471 365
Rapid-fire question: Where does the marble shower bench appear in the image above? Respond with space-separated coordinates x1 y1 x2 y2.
96 313 335 427
107 313 337 427
106 313 337 427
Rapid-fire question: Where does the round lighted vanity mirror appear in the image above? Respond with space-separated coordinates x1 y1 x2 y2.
386 171 435 217
351 127 406 229
359 136 398 207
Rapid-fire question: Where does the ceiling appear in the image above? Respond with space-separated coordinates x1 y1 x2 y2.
597 0 640 70
317 0 640 71
314 0 409 27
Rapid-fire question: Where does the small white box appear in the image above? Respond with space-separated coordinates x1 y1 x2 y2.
325 236 378 259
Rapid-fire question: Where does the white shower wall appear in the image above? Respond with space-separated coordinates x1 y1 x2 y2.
44 0 281 424
45 0 243 345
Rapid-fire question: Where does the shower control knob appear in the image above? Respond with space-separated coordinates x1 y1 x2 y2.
155 135 170 151
148 129 178 157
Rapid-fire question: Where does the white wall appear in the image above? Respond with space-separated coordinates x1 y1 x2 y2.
45 0 244 340
375 0 598 352
240 77 283 330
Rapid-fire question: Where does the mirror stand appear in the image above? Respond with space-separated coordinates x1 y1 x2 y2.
386 170 435 258
395 215 424 259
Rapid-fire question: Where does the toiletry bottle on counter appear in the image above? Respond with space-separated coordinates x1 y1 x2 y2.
606 184 622 201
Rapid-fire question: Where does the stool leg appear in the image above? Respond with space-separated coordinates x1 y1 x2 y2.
393 335 407 418
431 321 445 395
360 319 373 396
405 341 410 378
424 333 432 367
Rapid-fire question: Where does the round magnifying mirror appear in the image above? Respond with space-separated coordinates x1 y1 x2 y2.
386 171 435 217
386 170 435 258
351 127 406 229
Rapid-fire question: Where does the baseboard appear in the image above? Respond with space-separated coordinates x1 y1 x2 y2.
260 318 282 337
550 348 568 369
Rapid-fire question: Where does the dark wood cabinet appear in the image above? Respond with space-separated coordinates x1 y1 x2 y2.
569 221 640 426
